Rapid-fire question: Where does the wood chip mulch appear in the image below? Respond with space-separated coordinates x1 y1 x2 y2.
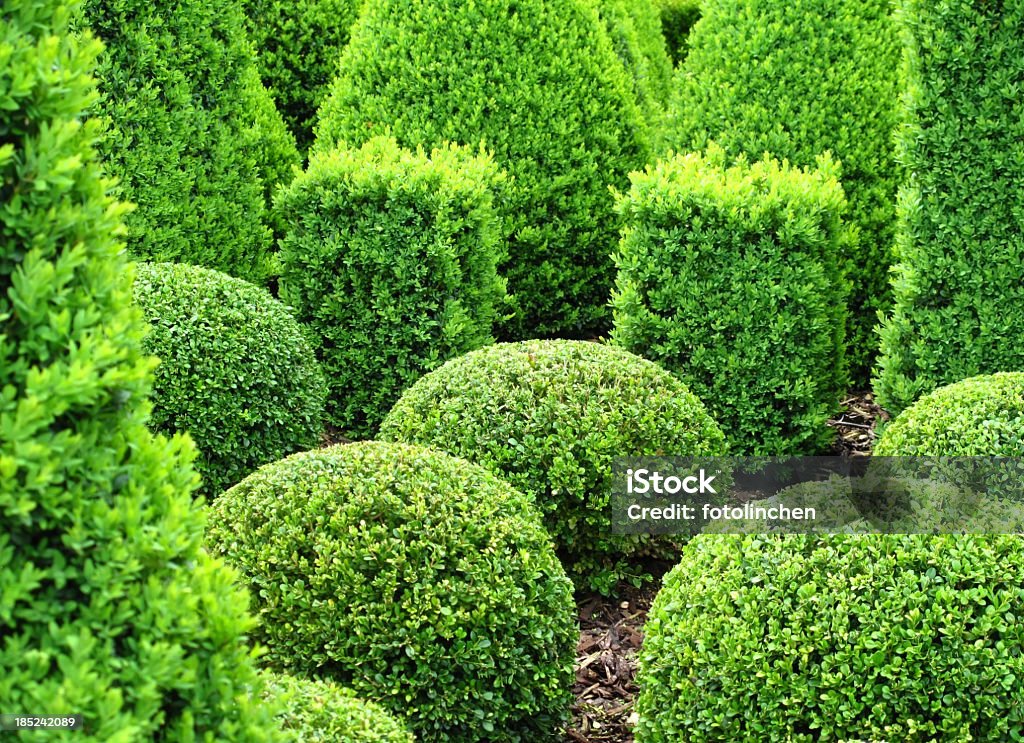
828 390 891 456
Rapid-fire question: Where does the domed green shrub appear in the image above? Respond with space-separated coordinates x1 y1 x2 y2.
636 534 1024 741
314 0 650 338
242 0 364 151
264 673 414 743
654 0 701 66
82 0 300 283
664 0 901 381
874 2 1024 413
133 262 326 495
207 442 577 742
0 3 282 737
611 147 848 455
379 340 727 590
276 136 506 437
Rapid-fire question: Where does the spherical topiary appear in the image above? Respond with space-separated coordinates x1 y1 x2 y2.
379 340 727 591
276 136 506 437
1 3 282 736
636 534 1024 742
206 442 577 743
314 0 650 338
133 262 326 495
263 673 414 743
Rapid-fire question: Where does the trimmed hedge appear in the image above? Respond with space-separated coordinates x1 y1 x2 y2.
611 147 848 455
242 0 364 151
276 137 506 437
654 0 701 66
380 340 727 591
636 534 1024 741
874 2 1024 413
314 0 649 338
133 262 326 495
264 673 414 743
82 0 300 283
0 3 281 737
207 442 577 742
664 0 901 380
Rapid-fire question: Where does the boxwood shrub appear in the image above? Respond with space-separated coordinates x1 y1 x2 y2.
0 4 281 736
276 136 506 437
207 442 577 742
379 340 727 591
82 0 300 283
874 1 1024 413
636 534 1024 741
663 0 901 380
314 0 649 338
134 262 326 495
611 147 848 455
263 673 414 743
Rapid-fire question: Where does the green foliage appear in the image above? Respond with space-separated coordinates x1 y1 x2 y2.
0 3 282 738
379 340 727 591
263 673 414 743
314 0 649 338
654 0 700 66
276 136 506 437
875 373 1024 457
133 262 326 495
242 0 363 151
664 0 901 380
207 442 577 743
81 0 300 283
636 534 1024 742
874 2 1024 413
611 147 848 455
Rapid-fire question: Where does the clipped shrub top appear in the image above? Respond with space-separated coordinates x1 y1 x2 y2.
314 0 649 337
134 262 326 495
380 340 727 590
264 673 414 743
875 373 1024 457
636 533 1024 742
207 441 577 742
0 2 281 736
276 136 506 437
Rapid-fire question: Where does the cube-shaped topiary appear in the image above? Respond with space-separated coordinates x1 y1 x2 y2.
636 534 1024 741
263 673 414 743
81 0 300 283
379 340 727 592
133 262 326 496
611 147 848 455
874 2 1024 413
313 0 650 338
207 442 577 743
0 3 282 736
663 0 901 381
276 136 506 437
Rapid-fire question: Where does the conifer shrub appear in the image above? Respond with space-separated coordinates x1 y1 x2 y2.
874 2 1024 413
664 0 901 380
207 442 577 743
379 340 727 591
611 147 848 455
133 262 326 495
314 0 649 338
276 136 506 437
263 673 414 743
242 0 364 151
81 0 300 283
0 3 282 737
654 0 700 66
635 534 1024 741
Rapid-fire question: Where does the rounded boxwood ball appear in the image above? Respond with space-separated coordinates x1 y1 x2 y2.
379 340 727 589
263 672 414 743
133 262 326 495
207 441 577 743
636 534 1024 742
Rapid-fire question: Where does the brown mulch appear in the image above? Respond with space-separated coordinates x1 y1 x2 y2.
828 390 891 456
